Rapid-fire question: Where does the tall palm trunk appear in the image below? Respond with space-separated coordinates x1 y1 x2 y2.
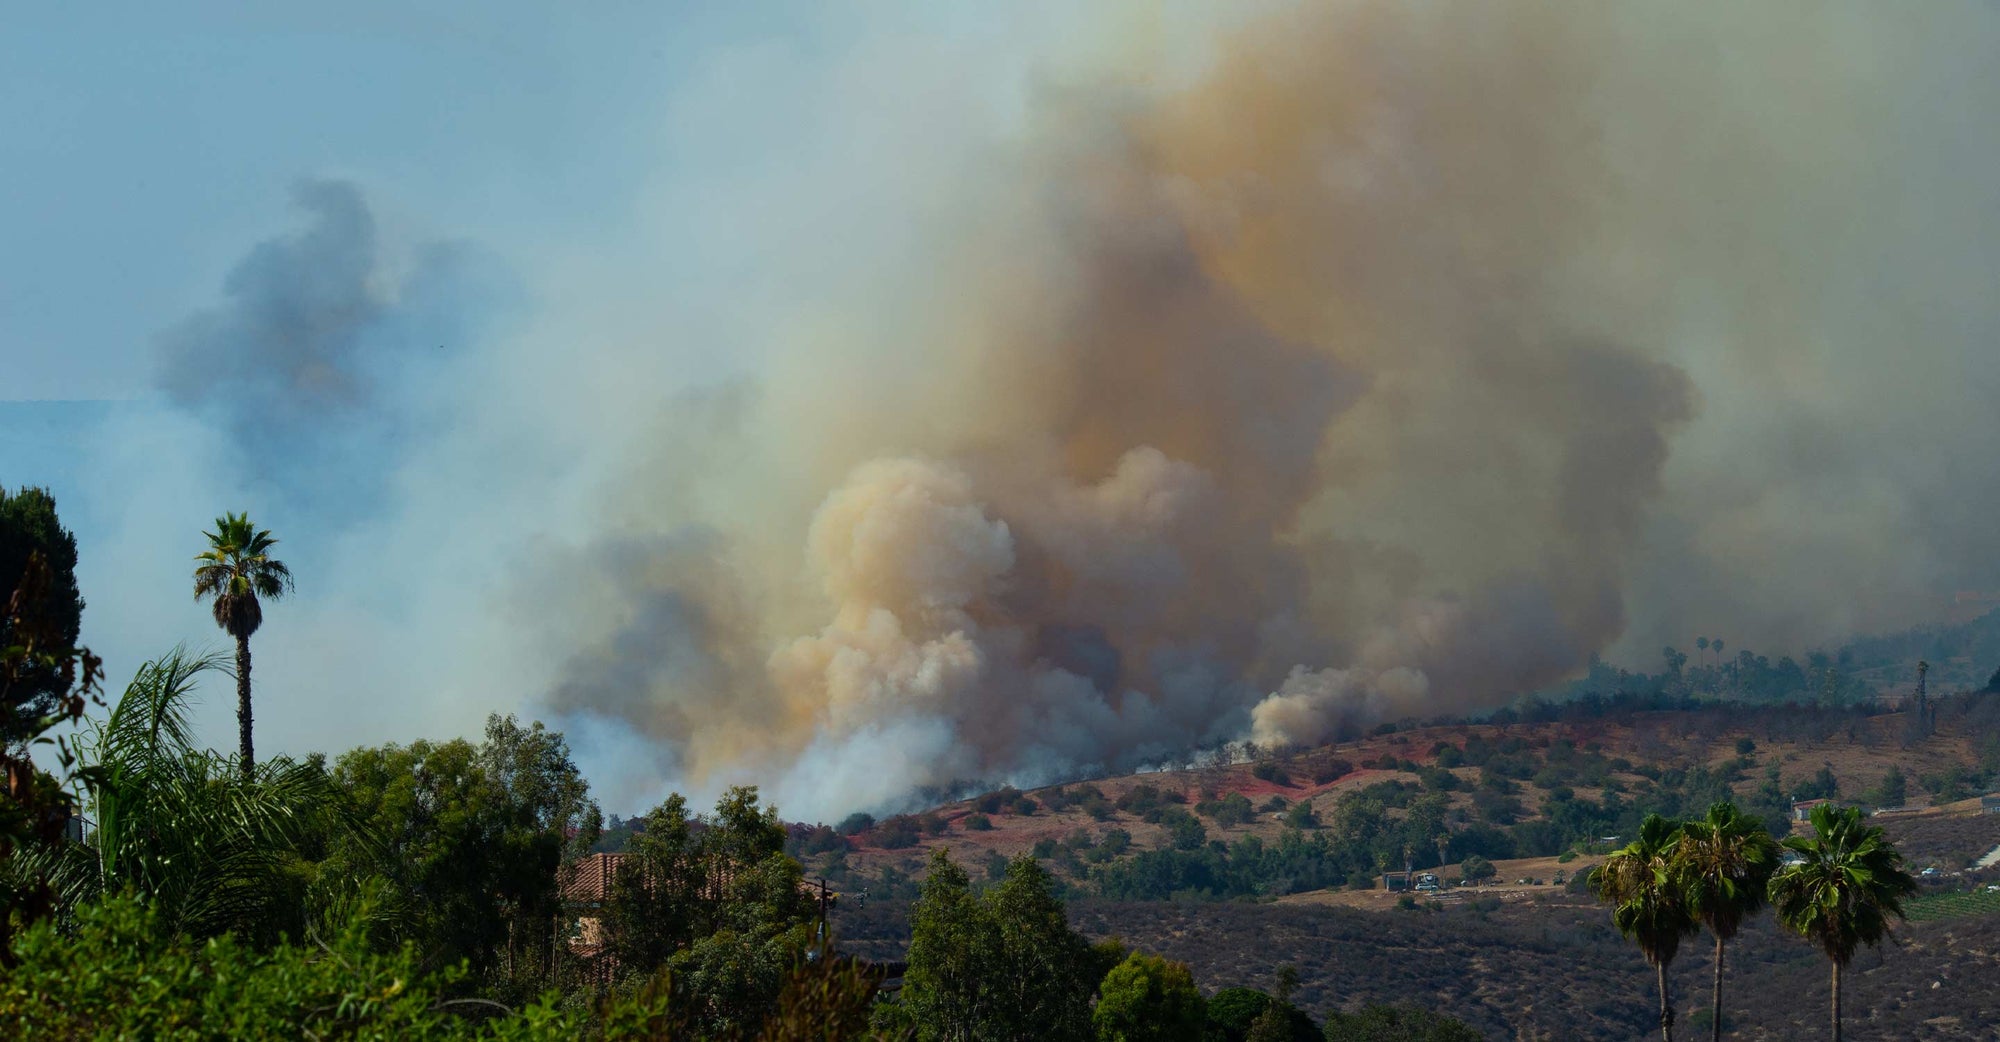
1711 937 1726 1042
1830 962 1842 1042
235 633 253 781
1657 961 1675 1042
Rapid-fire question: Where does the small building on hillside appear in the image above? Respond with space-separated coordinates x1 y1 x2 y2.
1793 798 1836 821
1383 871 1413 892
1981 793 2000 815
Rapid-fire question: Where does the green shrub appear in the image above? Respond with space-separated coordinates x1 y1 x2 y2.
1199 793 1256 827
876 817 921 849
1323 1003 1482 1041
1093 952 1207 1042
1250 762 1288 785
1312 759 1355 784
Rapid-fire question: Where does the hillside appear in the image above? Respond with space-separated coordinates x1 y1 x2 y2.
814 695 2000 895
804 693 2000 1037
833 885 2000 1040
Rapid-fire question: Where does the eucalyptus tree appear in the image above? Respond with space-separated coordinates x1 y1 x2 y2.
192 512 293 780
1675 802 1779 1042
1593 814 1697 1042
1770 803 1919 1042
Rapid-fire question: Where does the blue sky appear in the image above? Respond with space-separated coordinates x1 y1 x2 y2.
7 2 1106 396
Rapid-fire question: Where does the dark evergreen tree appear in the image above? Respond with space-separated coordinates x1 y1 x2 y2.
0 487 84 745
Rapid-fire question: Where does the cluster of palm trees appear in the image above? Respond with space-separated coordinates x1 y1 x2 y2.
1594 801 1918 1042
1694 636 1726 669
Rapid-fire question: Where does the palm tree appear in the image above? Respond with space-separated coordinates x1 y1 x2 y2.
30 648 353 942
1675 802 1779 1042
192 513 293 780
1697 636 1710 669
1594 814 1697 1042
1770 803 1919 1042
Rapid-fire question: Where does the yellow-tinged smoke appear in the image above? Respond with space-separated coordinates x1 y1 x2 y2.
538 1 2000 816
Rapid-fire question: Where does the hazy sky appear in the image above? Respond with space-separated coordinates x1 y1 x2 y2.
2 1 1208 808
6 3 1999 819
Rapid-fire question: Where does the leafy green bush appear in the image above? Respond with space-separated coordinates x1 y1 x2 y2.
1118 784 1166 815
0 894 538 1039
1093 952 1206 1042
875 817 921 849
1159 809 1208 851
1417 767 1460 793
1311 759 1355 785
1323 1003 1482 1041
1199 793 1255 827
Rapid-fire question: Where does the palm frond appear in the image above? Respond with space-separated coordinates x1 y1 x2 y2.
1593 813 1697 967
1771 803 1919 966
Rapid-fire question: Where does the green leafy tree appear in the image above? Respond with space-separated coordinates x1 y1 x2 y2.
1092 952 1205 1042
902 850 1094 1042
1322 1004 1483 1041
1770 803 1919 1042
1593 814 1697 1042
1204 988 1271 1042
1459 854 1495 883
1243 1006 1292 1042
1868 765 1906 809
1673 802 1778 1042
0 551 102 964
0 487 85 745
600 786 814 1037
1204 986 1315 1042
903 849 999 1042
985 856 1093 1041
191 512 293 780
329 715 599 994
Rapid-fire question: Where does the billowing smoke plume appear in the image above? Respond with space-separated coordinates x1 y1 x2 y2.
45 2 2000 822
540 1 1736 814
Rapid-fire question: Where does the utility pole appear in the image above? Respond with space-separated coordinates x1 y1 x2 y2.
1917 660 1933 737
807 877 838 960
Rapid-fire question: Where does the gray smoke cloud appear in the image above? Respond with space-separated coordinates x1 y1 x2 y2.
45 3 2000 822
528 1 2000 819
153 178 511 521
